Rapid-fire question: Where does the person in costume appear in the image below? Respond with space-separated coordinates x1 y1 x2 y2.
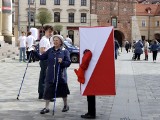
74 49 96 119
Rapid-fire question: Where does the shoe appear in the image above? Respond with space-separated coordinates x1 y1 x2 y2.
50 98 55 102
40 108 50 114
81 113 96 119
62 105 69 112
40 108 49 114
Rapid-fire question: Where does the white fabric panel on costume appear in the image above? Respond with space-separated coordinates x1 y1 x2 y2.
79 27 113 95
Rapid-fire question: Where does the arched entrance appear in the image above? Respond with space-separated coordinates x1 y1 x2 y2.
114 30 125 47
68 30 74 44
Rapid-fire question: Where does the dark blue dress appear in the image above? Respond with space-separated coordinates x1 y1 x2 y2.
34 47 71 99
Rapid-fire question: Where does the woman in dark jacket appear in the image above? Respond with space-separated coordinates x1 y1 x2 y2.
34 35 71 114
151 40 159 62
134 40 143 60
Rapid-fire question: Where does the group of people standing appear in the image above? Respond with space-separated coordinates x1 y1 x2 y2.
18 31 36 62
133 39 160 62
19 25 95 119
115 33 160 62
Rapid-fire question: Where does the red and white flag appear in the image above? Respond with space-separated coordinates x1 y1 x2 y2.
79 26 116 96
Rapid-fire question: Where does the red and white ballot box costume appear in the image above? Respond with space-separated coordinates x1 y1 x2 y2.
78 26 116 96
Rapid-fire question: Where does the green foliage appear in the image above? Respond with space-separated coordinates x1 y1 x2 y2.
53 24 63 32
36 10 52 26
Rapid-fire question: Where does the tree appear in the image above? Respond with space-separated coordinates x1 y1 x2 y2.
36 10 52 27
53 24 63 34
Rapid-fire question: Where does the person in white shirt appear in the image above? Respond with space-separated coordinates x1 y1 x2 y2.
26 32 36 62
65 35 72 44
18 32 27 62
38 25 53 99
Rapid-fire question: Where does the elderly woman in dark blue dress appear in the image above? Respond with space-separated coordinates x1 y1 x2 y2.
33 35 71 114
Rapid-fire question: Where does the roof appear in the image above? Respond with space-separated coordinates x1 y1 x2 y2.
136 4 160 16
137 0 160 4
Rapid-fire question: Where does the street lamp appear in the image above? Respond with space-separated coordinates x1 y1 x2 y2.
34 0 36 27
28 0 36 30
28 0 31 31
147 8 151 41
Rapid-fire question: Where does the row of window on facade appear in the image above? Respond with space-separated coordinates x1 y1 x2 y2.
28 0 87 6
142 20 160 27
28 12 87 23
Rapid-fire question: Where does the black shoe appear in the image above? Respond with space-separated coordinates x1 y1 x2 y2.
50 98 55 102
62 105 69 112
40 108 50 114
81 113 96 119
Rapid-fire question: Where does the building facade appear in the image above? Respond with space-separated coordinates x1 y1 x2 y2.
0 0 15 46
0 1 3 38
132 3 160 42
90 0 137 46
17 0 96 46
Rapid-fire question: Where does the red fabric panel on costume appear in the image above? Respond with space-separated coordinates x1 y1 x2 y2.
83 30 116 95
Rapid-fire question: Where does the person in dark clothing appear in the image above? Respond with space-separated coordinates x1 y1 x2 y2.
134 40 143 60
114 39 120 60
151 40 159 62
125 41 130 53
33 35 71 114
81 96 96 119
38 25 53 99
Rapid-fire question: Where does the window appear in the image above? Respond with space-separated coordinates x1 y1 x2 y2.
54 12 60 22
142 20 146 27
69 0 75 5
54 0 60 5
40 0 46 5
111 18 117 28
156 21 159 27
81 0 86 6
28 12 35 22
28 0 34 4
68 13 74 23
81 13 87 23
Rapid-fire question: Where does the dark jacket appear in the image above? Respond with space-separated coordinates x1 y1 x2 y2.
151 43 159 52
34 47 71 84
134 41 143 54
115 40 120 50
125 42 130 49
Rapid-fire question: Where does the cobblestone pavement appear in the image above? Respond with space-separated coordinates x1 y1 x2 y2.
0 51 160 120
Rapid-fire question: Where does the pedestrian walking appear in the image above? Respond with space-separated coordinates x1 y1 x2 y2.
114 38 120 60
38 25 53 99
125 41 130 53
134 40 143 60
144 40 149 61
18 32 27 62
26 32 36 62
33 35 71 114
150 40 159 63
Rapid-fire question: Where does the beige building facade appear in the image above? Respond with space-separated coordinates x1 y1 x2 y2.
18 0 97 46
0 0 15 46
0 1 4 44
132 4 160 42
